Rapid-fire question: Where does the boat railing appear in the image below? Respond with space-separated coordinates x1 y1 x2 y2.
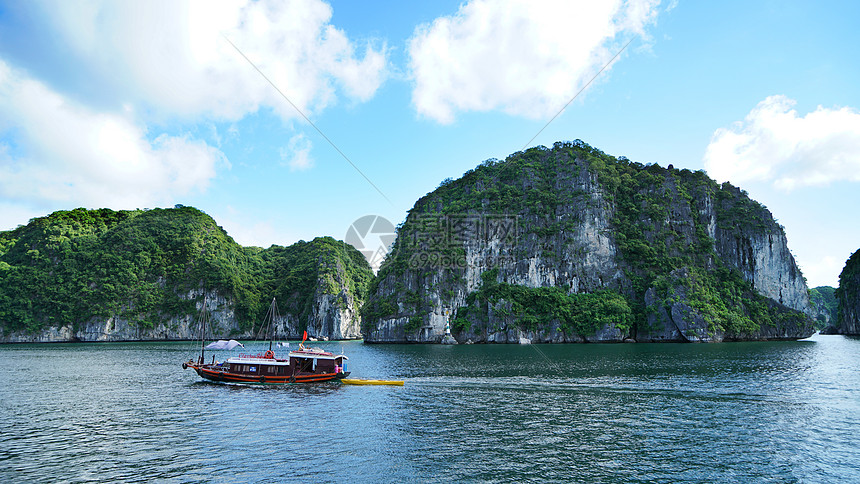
236 351 277 359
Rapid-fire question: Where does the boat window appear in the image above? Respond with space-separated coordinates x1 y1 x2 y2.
297 358 314 373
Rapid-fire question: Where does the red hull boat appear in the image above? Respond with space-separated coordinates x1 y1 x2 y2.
183 297 348 385
183 346 349 384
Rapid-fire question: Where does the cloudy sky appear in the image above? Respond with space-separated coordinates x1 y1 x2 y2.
1 0 858 287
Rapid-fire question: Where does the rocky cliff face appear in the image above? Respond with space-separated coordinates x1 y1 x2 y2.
836 249 860 335
303 281 362 340
0 273 365 344
0 289 233 343
363 141 813 343
0 207 371 343
711 185 809 312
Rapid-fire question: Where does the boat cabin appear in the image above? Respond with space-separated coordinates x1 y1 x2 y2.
289 349 343 374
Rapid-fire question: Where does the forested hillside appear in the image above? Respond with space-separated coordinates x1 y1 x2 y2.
0 207 372 341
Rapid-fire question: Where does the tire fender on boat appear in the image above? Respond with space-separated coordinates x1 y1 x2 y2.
182 362 187 369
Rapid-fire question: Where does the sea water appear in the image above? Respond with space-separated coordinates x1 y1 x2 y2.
1 334 858 482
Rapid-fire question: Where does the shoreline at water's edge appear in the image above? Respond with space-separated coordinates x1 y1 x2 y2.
0 335 364 345
362 337 818 344
1 336 828 345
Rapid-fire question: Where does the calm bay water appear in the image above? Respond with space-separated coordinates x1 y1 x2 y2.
1 335 859 483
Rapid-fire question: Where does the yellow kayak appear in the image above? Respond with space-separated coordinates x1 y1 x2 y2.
340 378 404 386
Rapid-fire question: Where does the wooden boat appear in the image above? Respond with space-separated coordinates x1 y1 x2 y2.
183 345 349 384
182 297 349 385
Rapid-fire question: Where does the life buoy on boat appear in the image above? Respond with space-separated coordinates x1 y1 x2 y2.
264 350 275 359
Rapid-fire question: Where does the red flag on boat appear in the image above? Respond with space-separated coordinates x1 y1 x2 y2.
302 330 307 342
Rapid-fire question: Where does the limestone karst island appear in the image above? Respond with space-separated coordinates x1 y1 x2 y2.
1 141 858 344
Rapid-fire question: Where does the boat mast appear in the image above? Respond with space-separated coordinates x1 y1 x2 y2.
268 297 276 352
199 296 207 364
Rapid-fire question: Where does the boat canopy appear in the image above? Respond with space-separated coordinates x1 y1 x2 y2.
205 339 244 350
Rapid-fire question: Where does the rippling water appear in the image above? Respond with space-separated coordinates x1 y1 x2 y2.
1 335 859 483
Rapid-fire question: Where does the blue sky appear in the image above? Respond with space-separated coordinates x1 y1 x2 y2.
1 0 858 287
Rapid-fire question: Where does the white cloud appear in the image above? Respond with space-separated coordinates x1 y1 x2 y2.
0 60 225 209
407 0 660 123
704 95 860 190
36 0 387 121
280 134 314 171
0 0 387 224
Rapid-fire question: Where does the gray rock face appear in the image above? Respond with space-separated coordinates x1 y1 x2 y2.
305 287 362 340
364 141 813 343
0 289 233 343
0 280 363 343
712 185 809 313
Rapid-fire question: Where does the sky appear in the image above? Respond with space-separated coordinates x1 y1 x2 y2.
0 0 858 287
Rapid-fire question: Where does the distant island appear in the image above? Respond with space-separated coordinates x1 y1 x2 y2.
0 206 372 342
3 139 845 344
809 286 838 329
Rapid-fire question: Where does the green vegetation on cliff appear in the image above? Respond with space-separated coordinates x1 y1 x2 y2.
582 143 803 336
451 268 633 335
0 207 372 334
366 140 810 341
809 286 838 329
835 248 860 334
